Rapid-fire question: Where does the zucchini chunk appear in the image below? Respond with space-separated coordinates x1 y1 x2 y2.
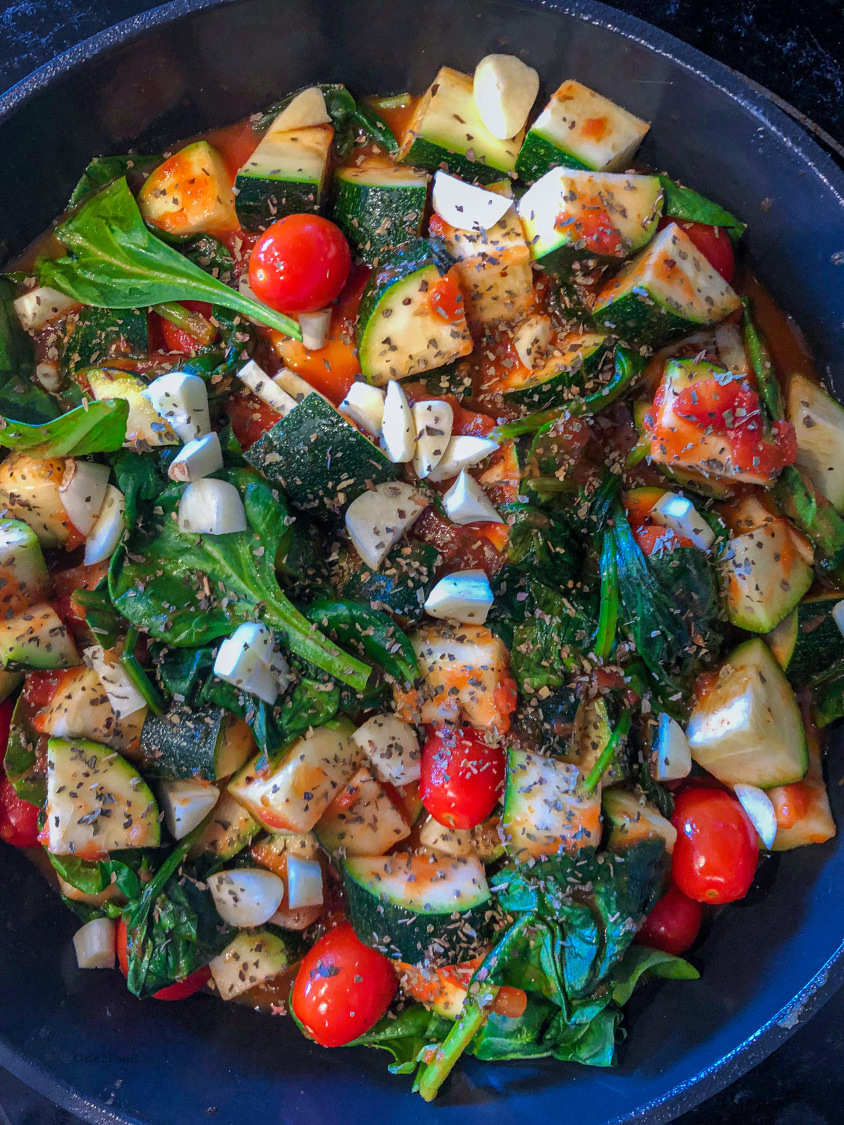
518 168 663 275
503 748 601 861
138 140 237 236
37 664 145 752
593 223 742 346
686 638 808 788
787 374 844 512
500 330 611 407
720 497 813 633
417 813 504 862
228 723 361 833
63 306 149 373
0 519 48 613
330 158 429 263
243 392 398 516
0 603 78 670
209 930 291 1000
46 736 160 857
86 368 179 449
357 240 473 385
190 789 260 860
766 593 844 688
770 743 835 851
342 851 493 964
515 79 650 183
139 705 253 781
235 121 333 231
398 66 522 184
0 454 76 548
603 789 676 853
315 765 411 856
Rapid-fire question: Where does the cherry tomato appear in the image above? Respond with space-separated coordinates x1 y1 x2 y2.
657 217 735 282
671 787 758 904
420 726 506 830
636 883 703 955
291 921 397 1047
0 777 40 848
157 300 213 356
116 918 211 1000
249 214 351 314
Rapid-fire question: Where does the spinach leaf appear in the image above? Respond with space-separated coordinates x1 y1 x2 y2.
39 179 302 339
774 465 844 571
0 277 60 424
470 997 559 1061
350 1007 452 1074
610 944 699 1006
178 234 235 277
510 581 595 696
111 448 170 526
353 102 399 155
0 398 128 456
68 153 162 208
109 469 370 689
48 850 149 911
658 176 746 240
305 599 418 684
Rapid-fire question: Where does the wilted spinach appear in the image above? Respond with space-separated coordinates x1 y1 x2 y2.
0 398 129 456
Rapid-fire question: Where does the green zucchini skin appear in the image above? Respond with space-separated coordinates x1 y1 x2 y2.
331 540 441 626
399 135 507 185
502 335 611 409
515 130 590 184
139 704 227 780
63 306 149 372
234 177 321 231
329 167 427 264
243 393 398 516
768 594 844 689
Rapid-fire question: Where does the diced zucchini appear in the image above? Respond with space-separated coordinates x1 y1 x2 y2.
330 159 429 263
235 123 333 231
242 393 398 516
191 789 260 860
209 930 290 1000
315 765 411 856
787 374 844 513
331 540 440 626
46 736 160 856
686 637 807 787
138 141 237 236
228 723 361 833
518 168 663 275
0 454 75 548
593 223 743 346
503 747 601 860
36 664 145 752
85 368 178 449
398 67 522 184
342 850 493 964
0 603 78 670
720 498 813 632
351 713 421 786
515 79 649 183
418 813 504 862
500 330 610 408
0 670 22 704
770 744 835 851
357 240 472 385
63 307 149 372
0 519 48 612
766 593 844 688
603 789 676 853
139 705 253 781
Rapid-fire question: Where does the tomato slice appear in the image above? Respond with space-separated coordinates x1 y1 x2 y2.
0 779 40 849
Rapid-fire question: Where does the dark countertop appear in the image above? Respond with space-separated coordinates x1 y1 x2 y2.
0 1 843 1122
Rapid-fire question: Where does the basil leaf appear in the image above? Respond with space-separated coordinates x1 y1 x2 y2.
658 176 746 240
0 398 128 456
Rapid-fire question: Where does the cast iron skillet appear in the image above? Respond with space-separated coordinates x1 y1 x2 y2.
1 1 844 1121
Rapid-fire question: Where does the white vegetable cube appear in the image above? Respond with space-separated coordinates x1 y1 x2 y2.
432 172 513 231
159 778 220 840
168 432 224 482
412 398 453 479
442 470 503 525
73 917 116 970
208 868 285 927
734 783 777 849
513 315 552 370
178 478 247 535
352 714 421 785
14 286 79 332
652 713 692 781
84 485 126 565
427 434 499 483
298 308 332 351
236 359 298 416
58 461 110 537
345 481 430 571
285 854 324 908
651 493 715 552
214 622 281 704
381 380 415 463
424 570 494 624
339 382 386 436
142 372 211 443
473 54 539 141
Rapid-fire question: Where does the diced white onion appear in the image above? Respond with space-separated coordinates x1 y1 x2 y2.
178 478 247 535
59 460 110 536
345 481 430 571
168 431 224 482
473 54 540 140
424 569 494 624
412 398 453 479
734 782 778 850
142 372 211 443
285 855 324 909
442 470 503 525
427 434 499 483
14 286 79 332
513 315 552 370
653 712 692 781
299 308 332 351
339 382 385 436
83 644 147 719
651 493 715 552
432 171 513 231
381 380 415 463
73 917 116 970
83 485 125 565
214 622 283 704
235 359 298 416
832 599 844 640
159 779 220 840
208 868 285 927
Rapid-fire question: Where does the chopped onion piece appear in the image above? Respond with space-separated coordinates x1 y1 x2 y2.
734 783 778 850
427 434 499 483
424 570 494 624
178 478 247 535
159 779 220 840
14 286 79 332
73 917 116 969
142 372 211 443
345 481 430 570
59 460 110 536
299 308 332 351
412 398 453 479
442 470 503 525
432 171 513 231
168 432 224 482
286 855 324 908
651 493 715 552
83 485 125 565
381 380 415 463
653 712 692 781
339 382 385 436
214 622 283 704
236 359 298 416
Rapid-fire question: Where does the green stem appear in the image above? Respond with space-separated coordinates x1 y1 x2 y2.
154 301 217 346
264 594 372 693
353 103 399 154
524 476 578 494
120 626 167 715
594 531 619 661
584 711 632 793
417 981 498 1102
743 299 782 423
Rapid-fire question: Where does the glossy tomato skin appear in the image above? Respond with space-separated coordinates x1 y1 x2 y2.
671 787 759 904
249 215 351 314
636 883 703 955
657 216 735 282
116 918 211 1000
291 922 397 1047
420 726 506 830
0 776 40 847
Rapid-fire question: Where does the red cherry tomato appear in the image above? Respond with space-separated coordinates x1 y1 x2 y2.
0 776 40 848
420 726 506 830
636 883 703 955
157 300 213 356
671 787 759 904
291 921 397 1047
249 215 351 314
116 918 211 1000
657 217 735 282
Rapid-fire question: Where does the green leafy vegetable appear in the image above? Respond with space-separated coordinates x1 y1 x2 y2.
68 153 162 208
593 529 619 661
353 102 399 154
658 176 746 240
350 1006 452 1074
610 944 699 1006
109 469 370 689
0 277 60 425
305 599 418 684
120 626 167 715
39 179 302 339
774 465 844 571
0 398 128 456
584 711 631 793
